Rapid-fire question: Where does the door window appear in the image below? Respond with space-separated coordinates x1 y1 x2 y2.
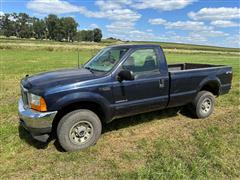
122 48 159 77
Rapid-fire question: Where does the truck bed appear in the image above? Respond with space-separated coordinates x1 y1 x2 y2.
167 63 232 108
168 63 224 72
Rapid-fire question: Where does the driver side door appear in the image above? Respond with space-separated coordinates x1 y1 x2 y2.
112 48 169 118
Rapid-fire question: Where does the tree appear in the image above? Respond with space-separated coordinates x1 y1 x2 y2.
0 12 102 42
45 15 78 41
61 17 78 42
0 13 17 37
54 19 64 41
45 14 59 40
74 28 102 42
33 19 46 39
75 30 94 42
93 28 102 42
86 30 94 41
17 13 33 38
0 13 4 35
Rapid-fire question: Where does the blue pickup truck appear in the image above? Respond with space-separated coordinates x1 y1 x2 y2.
19 44 232 151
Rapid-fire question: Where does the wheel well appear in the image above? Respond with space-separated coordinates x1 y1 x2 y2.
52 101 105 132
200 81 220 96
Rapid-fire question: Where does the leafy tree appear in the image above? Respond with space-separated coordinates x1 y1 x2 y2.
75 30 95 42
1 13 34 38
33 19 46 39
75 30 91 41
45 14 59 40
0 13 17 37
45 15 78 41
0 13 4 35
0 12 102 42
17 13 33 38
55 19 65 41
93 28 102 42
86 30 94 41
61 17 78 42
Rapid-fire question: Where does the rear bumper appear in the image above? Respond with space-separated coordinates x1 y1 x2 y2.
18 98 57 141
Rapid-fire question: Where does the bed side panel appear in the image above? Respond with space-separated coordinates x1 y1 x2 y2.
168 67 230 108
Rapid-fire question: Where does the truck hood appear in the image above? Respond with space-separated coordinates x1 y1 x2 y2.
21 68 98 92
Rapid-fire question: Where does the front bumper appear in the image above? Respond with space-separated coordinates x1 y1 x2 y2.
18 98 57 141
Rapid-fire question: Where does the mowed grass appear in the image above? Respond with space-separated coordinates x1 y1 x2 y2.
0 40 239 179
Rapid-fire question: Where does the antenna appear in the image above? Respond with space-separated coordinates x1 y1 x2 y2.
91 48 94 58
91 48 96 58
77 49 80 68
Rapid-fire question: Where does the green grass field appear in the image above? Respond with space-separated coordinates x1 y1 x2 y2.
0 39 239 179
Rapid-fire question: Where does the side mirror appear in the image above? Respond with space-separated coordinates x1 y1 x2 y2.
117 69 134 82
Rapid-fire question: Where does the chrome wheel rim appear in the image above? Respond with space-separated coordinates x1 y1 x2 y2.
69 121 93 145
200 98 212 114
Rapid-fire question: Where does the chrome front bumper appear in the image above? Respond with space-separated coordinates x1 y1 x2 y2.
18 98 57 134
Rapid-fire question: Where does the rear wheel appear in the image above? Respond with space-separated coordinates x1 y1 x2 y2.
191 91 215 119
57 109 102 152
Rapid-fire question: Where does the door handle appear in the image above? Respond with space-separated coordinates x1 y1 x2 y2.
159 79 164 88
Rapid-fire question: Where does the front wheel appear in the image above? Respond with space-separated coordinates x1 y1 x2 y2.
191 91 215 119
57 109 102 152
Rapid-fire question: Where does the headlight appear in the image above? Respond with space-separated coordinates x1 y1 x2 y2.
28 93 47 112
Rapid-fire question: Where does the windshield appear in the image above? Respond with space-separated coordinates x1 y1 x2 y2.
84 47 129 72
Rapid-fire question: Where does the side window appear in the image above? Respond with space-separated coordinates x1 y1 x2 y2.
123 48 159 75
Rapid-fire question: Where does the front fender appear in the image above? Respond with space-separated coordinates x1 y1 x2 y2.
57 91 109 107
48 92 111 120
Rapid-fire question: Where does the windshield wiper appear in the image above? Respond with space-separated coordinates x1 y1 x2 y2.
85 66 94 73
85 66 106 73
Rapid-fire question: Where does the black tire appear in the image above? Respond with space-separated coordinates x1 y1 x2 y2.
57 109 102 152
191 91 215 119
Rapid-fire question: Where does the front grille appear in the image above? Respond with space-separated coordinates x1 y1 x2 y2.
21 85 29 108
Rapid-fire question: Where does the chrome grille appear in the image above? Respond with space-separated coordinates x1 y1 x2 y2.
21 85 28 108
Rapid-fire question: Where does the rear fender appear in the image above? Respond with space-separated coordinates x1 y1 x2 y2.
198 76 221 95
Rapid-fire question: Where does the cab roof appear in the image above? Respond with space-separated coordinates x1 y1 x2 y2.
108 44 161 49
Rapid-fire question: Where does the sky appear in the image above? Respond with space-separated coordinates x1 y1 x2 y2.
1 0 240 48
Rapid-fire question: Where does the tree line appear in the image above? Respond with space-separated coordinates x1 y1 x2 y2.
0 13 102 42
